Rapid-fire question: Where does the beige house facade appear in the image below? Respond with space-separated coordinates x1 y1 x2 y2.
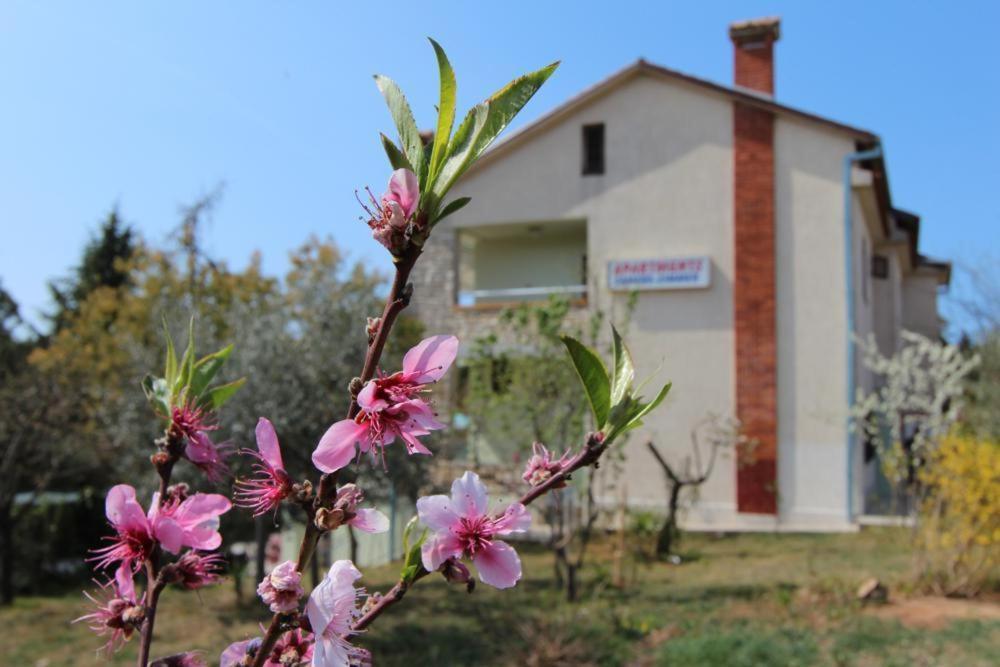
410 18 949 531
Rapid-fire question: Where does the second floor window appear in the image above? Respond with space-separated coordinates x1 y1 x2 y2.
582 123 605 175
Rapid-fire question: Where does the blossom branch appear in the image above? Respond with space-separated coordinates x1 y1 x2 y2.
346 432 607 637
136 430 185 667
251 242 422 667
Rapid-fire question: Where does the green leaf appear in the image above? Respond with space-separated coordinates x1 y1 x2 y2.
205 377 246 410
374 75 424 183
142 374 170 416
401 516 419 553
610 325 635 407
432 102 488 200
633 382 672 424
400 519 429 585
174 319 197 401
432 197 471 225
380 133 414 172
163 322 178 390
189 344 233 399
431 61 557 200
427 38 456 185
560 335 611 427
469 61 559 163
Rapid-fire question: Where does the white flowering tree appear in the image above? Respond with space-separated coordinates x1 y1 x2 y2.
851 331 979 502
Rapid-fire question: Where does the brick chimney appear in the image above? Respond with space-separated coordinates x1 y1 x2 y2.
731 17 781 515
729 16 780 95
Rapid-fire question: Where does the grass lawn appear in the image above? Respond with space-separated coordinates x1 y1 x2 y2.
4 528 998 666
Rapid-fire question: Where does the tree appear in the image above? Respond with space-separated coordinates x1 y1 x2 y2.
646 415 749 560
0 285 84 604
47 207 135 332
27 197 424 594
851 331 980 511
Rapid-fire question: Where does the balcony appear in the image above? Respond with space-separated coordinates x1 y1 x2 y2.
456 219 588 308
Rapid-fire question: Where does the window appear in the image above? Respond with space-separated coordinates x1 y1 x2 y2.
871 254 889 279
582 123 605 175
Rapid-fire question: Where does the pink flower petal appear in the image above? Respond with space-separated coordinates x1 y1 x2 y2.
255 417 284 471
153 516 184 553
420 532 464 572
398 399 446 430
450 471 487 519
383 168 419 219
220 639 256 667
114 565 135 602
313 420 368 473
416 494 459 532
493 503 531 535
400 430 432 456
348 508 390 534
306 560 362 638
472 540 522 589
401 335 459 384
105 485 148 534
356 380 387 412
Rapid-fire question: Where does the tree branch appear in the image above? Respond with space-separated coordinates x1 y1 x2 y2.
251 244 422 667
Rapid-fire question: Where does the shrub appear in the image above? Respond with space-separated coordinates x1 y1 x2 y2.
915 431 1000 596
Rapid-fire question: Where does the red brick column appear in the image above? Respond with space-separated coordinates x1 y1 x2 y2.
731 18 780 514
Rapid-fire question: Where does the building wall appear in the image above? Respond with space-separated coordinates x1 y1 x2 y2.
413 74 740 523
902 273 943 339
409 72 933 531
773 117 856 530
872 249 904 357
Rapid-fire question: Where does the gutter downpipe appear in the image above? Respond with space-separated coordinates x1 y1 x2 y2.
843 145 883 524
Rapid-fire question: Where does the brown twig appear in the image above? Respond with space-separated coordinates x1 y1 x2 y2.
136 436 182 667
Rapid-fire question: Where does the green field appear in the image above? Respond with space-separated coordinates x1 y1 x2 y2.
4 528 998 666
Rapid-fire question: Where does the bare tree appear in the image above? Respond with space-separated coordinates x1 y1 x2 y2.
647 415 749 560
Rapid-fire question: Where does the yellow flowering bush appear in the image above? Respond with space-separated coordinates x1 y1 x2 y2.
916 431 1000 596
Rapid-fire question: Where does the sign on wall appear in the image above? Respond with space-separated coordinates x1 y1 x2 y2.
607 256 711 291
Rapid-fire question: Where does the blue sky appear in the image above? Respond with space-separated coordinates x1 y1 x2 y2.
2 1 997 336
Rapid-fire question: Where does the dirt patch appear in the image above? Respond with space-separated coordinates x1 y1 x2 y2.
867 596 1000 629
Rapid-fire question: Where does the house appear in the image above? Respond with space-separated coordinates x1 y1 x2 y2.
409 17 950 531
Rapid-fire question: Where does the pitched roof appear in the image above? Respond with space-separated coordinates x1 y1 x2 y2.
470 59 879 174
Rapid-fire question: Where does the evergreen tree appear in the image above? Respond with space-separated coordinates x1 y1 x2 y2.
47 208 135 331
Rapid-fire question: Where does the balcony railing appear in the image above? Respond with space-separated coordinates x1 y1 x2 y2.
457 284 587 307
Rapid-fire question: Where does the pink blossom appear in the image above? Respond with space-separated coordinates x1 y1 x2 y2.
171 551 224 590
220 638 261 667
359 169 420 252
92 484 231 571
383 168 419 220
305 560 364 667
257 560 304 613
312 335 458 473
74 566 145 654
235 418 293 516
269 628 314 666
417 471 531 589
335 484 390 534
522 442 573 487
172 404 232 482
91 485 159 571
151 489 232 554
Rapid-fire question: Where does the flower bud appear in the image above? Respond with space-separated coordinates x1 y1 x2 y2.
440 558 475 593
256 560 303 613
314 507 346 531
